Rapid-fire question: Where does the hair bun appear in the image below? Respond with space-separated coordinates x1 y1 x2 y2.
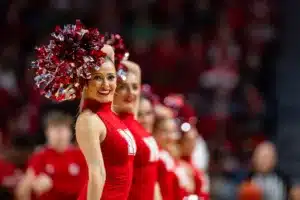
101 44 115 63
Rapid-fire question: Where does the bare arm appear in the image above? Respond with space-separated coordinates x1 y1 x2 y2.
76 111 106 200
154 182 162 200
15 168 35 200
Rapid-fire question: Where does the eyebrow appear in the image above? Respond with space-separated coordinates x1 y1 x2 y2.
107 73 116 76
93 72 116 76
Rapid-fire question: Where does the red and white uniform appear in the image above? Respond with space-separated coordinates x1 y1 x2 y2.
194 169 210 200
28 145 87 200
157 149 178 200
120 113 159 200
182 157 210 200
174 161 192 199
78 100 137 200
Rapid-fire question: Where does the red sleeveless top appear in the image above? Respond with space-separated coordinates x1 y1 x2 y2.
77 99 137 200
119 113 159 200
157 149 178 200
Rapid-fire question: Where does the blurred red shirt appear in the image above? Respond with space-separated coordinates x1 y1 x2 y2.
27 145 87 200
0 156 22 191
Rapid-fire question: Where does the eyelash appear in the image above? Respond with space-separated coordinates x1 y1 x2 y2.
93 75 115 81
94 76 101 80
132 85 138 90
108 75 115 81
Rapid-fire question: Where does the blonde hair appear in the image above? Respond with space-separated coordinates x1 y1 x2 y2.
79 88 87 113
121 60 141 84
119 60 142 118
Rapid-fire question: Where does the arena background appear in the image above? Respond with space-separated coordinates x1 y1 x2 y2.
1 0 300 199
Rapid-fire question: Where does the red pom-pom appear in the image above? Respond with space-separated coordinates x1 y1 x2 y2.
104 33 129 80
31 20 106 102
141 84 160 105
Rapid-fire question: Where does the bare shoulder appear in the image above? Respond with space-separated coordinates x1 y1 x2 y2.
76 110 106 138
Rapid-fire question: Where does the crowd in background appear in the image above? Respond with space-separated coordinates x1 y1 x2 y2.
0 0 286 199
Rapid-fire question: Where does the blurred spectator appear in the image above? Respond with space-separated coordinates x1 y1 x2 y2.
16 111 86 200
150 29 183 97
0 134 35 200
290 185 300 200
177 33 207 93
242 141 290 200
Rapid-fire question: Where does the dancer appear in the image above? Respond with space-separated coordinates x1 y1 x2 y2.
29 21 137 200
137 95 155 133
152 116 179 200
177 124 210 200
163 94 210 199
113 60 161 200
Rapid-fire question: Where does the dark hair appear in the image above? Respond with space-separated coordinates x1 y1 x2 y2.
43 110 73 129
0 186 13 200
11 134 35 150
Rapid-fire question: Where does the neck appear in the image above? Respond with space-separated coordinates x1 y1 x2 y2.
113 105 134 116
83 98 112 113
181 155 191 162
48 144 68 152
117 111 135 121
113 99 139 118
145 126 153 133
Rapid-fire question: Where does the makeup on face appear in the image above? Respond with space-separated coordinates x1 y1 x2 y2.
86 61 117 102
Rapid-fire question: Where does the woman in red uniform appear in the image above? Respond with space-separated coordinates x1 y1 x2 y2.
113 60 161 200
151 116 181 200
178 125 210 200
137 96 156 133
29 21 137 200
16 111 86 200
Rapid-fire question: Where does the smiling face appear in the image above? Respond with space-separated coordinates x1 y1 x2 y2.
114 72 140 114
85 60 117 103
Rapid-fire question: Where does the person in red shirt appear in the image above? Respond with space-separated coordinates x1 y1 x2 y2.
16 111 86 200
113 60 161 200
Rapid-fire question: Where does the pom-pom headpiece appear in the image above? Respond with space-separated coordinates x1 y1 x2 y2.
104 33 129 81
32 20 107 102
141 84 160 105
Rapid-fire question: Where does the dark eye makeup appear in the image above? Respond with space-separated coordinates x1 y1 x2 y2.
93 75 102 80
107 74 116 81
